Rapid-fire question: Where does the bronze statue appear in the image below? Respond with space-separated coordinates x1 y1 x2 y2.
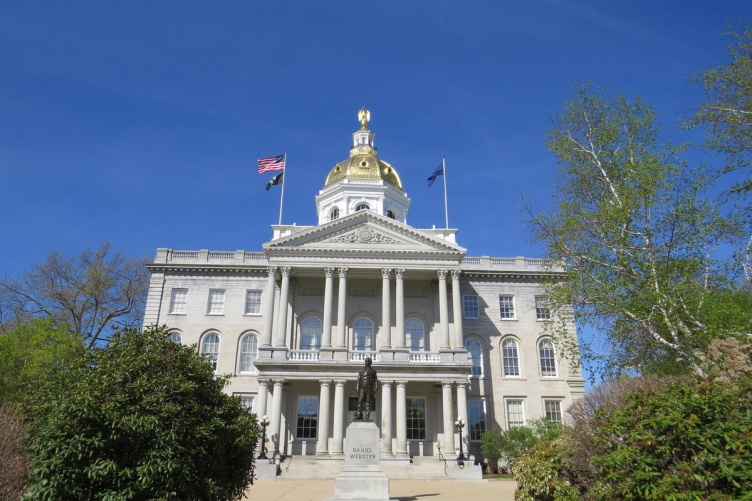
355 357 378 420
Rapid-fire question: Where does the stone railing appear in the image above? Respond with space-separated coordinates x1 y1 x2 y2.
461 256 552 272
288 350 320 361
408 352 442 363
348 351 380 362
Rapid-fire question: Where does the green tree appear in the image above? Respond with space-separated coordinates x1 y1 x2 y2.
23 325 259 501
481 419 561 473
0 318 84 405
0 242 150 348
690 24 752 284
526 84 751 379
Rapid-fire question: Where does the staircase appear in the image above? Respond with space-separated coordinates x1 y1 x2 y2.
277 455 482 480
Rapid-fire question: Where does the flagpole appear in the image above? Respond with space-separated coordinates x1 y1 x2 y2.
278 150 287 225
442 155 449 229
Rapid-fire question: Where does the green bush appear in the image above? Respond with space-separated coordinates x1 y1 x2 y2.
514 438 581 501
23 325 260 501
481 419 562 473
591 376 752 500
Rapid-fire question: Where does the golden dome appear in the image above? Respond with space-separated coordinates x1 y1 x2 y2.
323 109 404 190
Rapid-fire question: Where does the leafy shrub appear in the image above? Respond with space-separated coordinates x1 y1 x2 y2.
514 438 581 501
590 375 752 500
481 419 562 473
23 325 260 501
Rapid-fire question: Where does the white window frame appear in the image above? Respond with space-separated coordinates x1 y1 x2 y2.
467 399 487 442
499 295 516 319
201 332 220 371
236 394 255 413
465 337 483 378
300 316 322 350
329 207 340 221
206 289 225 315
167 331 182 344
296 395 319 439
353 317 375 351
238 333 258 373
501 338 521 377
543 399 563 424
463 294 479 319
406 396 427 441
244 290 262 315
505 399 526 428
535 296 551 321
355 203 370 211
538 338 558 377
168 288 187 314
405 318 425 351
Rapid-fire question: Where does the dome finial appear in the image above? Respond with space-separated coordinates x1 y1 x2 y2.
358 107 371 130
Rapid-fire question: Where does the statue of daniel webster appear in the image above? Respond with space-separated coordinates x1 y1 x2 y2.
355 357 378 421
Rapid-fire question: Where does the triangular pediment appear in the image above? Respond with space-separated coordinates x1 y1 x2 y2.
263 212 465 257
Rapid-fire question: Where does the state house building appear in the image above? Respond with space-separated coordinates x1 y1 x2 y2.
143 110 585 477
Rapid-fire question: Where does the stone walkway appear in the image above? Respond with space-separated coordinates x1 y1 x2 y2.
244 478 517 501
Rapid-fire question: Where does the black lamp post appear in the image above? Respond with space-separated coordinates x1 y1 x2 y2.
258 415 270 460
455 417 466 463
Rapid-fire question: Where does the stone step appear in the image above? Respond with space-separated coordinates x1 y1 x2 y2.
276 456 482 481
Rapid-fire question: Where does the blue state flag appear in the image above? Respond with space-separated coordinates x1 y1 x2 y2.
427 163 444 187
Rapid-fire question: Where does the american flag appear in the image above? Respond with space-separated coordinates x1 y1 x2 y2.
258 153 286 174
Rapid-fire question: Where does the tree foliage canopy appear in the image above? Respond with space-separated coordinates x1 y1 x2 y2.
527 84 751 378
0 243 150 348
0 318 84 404
23 325 259 501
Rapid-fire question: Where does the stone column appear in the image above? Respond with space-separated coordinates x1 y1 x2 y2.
437 270 450 350
380 381 393 456
394 269 405 348
336 268 348 348
274 267 292 347
450 270 464 349
442 381 456 455
332 380 346 455
261 267 277 347
256 380 270 454
316 380 332 456
270 380 285 456
456 382 469 450
381 268 392 349
395 381 408 457
322 267 335 348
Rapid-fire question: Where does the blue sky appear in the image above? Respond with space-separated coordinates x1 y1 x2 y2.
1 0 749 277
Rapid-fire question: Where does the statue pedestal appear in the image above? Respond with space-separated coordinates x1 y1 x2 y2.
326 421 390 501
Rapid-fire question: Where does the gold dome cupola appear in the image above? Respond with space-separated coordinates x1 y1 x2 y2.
316 109 411 225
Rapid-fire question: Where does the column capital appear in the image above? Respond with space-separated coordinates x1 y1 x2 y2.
272 378 286 385
318 379 333 386
258 378 272 386
280 266 292 277
334 379 347 386
324 267 336 278
440 380 455 387
381 268 392 279
266 266 278 277
450 269 462 280
393 268 405 279
437 269 448 280
338 267 349 278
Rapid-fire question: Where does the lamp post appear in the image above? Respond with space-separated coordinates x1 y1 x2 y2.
455 417 466 463
258 415 270 460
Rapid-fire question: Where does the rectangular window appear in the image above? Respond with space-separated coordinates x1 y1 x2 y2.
463 294 479 319
468 399 486 441
544 399 563 424
207 289 225 315
506 399 525 427
296 396 318 439
499 295 515 319
238 395 255 413
245 290 262 315
169 288 187 314
535 296 551 320
406 397 426 440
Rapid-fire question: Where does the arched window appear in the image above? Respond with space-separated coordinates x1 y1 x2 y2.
386 209 396 219
353 317 374 351
465 338 483 377
167 331 182 344
238 334 258 373
501 338 520 377
300 317 322 350
202 332 220 371
355 203 370 212
405 318 425 351
329 207 340 221
539 339 558 377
